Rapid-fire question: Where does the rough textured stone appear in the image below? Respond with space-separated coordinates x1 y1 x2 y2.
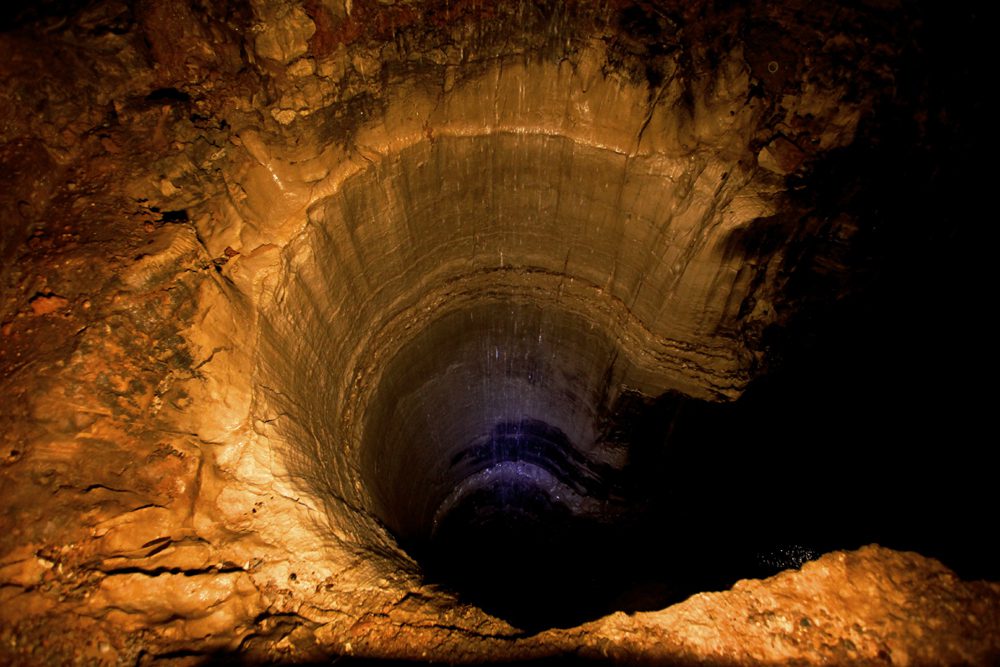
252 0 317 65
0 1 995 665
578 546 1000 666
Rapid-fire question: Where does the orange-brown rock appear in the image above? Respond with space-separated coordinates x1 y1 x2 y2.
0 1 994 665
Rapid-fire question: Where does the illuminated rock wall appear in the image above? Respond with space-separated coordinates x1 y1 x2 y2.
0 1 996 664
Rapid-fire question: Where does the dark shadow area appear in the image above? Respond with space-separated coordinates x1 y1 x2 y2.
399 4 995 631
0 0 101 31
406 409 825 631
413 419 647 630
407 302 996 630
705 1 993 581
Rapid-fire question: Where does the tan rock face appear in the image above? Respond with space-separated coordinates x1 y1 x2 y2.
0 0 996 665
252 1 316 65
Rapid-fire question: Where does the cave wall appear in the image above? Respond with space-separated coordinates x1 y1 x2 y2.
0 0 997 664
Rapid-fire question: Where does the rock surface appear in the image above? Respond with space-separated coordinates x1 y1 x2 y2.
0 1 996 665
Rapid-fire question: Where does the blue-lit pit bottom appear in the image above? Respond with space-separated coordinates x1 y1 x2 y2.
361 300 617 549
359 301 646 627
358 300 819 629
423 419 633 627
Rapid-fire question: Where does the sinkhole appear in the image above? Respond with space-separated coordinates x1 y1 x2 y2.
362 300 646 627
353 295 747 629
255 131 792 628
